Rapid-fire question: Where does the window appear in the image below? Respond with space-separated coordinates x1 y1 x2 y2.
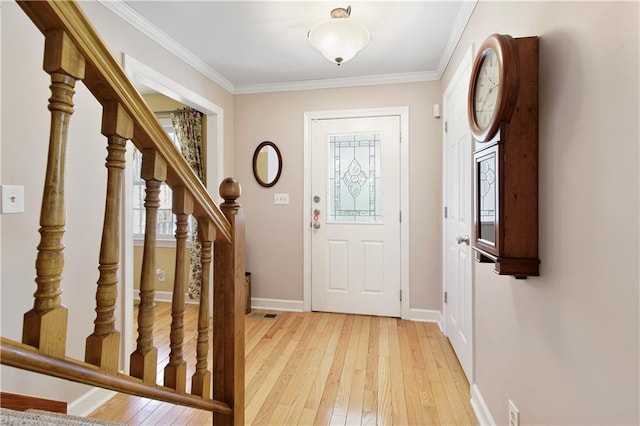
132 117 180 240
327 132 382 223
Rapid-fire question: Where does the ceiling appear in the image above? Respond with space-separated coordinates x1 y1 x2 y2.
105 1 477 94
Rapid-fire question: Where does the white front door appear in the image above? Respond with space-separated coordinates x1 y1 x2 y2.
311 116 401 317
443 48 474 381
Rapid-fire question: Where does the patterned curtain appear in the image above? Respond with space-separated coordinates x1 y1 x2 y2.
171 108 205 299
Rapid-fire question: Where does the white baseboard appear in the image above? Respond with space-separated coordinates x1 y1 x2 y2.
250 298 304 312
471 383 496 426
67 388 116 417
134 291 199 305
409 308 443 330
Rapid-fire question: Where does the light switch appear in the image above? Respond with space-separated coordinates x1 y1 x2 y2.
1 185 25 214
274 193 289 205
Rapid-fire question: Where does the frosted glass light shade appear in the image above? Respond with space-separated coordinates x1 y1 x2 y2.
308 18 370 65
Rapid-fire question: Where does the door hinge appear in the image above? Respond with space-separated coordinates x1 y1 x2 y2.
444 291 448 303
444 206 448 218
444 121 448 133
400 290 402 302
399 210 402 222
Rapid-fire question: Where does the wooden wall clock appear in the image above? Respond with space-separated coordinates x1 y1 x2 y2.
468 33 540 278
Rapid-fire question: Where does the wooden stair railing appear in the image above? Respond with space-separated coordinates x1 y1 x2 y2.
1 1 245 425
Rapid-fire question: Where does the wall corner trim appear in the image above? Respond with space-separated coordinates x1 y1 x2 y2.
471 383 496 426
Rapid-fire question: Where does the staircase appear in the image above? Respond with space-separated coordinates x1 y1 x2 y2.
0 1 245 424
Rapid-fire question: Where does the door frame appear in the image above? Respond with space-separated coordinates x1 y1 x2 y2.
442 46 474 379
303 107 410 319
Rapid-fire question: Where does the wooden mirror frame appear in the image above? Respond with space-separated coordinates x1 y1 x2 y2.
252 141 282 188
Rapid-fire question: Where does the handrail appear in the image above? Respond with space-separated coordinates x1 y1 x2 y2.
16 0 232 243
1 338 232 415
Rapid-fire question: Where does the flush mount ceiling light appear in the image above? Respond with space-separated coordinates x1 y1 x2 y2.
308 5 370 66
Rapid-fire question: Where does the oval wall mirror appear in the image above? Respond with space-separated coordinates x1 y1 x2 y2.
252 141 282 187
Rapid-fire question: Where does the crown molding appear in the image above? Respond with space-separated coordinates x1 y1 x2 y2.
98 0 236 93
234 71 438 95
97 0 474 95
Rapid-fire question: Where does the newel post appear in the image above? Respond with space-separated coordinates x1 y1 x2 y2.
213 178 245 426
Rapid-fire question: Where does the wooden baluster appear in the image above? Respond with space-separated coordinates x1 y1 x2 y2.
213 178 245 426
164 187 193 392
22 29 85 358
85 102 132 372
191 219 215 399
130 149 166 385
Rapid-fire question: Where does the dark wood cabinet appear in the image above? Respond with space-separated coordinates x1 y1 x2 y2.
469 35 540 278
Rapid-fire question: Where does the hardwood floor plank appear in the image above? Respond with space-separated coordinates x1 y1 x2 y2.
124 398 164 425
332 315 361 420
282 314 337 425
431 378 456 425
418 325 442 381
361 389 377 426
136 399 175 425
245 313 297 390
252 315 318 425
313 315 354 425
247 314 313 424
303 315 345 413
397 321 425 424
344 368 365 426
415 367 436 408
299 407 317 425
406 321 427 370
88 305 477 425
388 319 409 425
170 406 205 425
362 317 379 425
376 356 393 426
245 313 302 409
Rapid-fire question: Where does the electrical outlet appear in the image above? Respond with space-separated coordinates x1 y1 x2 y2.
156 268 166 282
274 193 289 205
509 400 520 426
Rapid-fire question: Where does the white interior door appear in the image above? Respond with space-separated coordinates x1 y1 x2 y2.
443 48 474 381
311 116 401 317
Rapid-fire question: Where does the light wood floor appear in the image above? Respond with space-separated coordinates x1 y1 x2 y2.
89 304 477 425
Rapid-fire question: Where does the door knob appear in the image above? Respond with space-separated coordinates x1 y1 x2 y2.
313 222 321 229
456 235 470 245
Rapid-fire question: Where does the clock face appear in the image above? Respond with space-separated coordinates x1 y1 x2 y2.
473 49 499 129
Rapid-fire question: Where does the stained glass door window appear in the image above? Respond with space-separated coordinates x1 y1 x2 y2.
327 133 382 223
477 148 497 244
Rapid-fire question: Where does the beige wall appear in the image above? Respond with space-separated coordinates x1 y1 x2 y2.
234 82 443 310
143 93 188 114
441 2 639 424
